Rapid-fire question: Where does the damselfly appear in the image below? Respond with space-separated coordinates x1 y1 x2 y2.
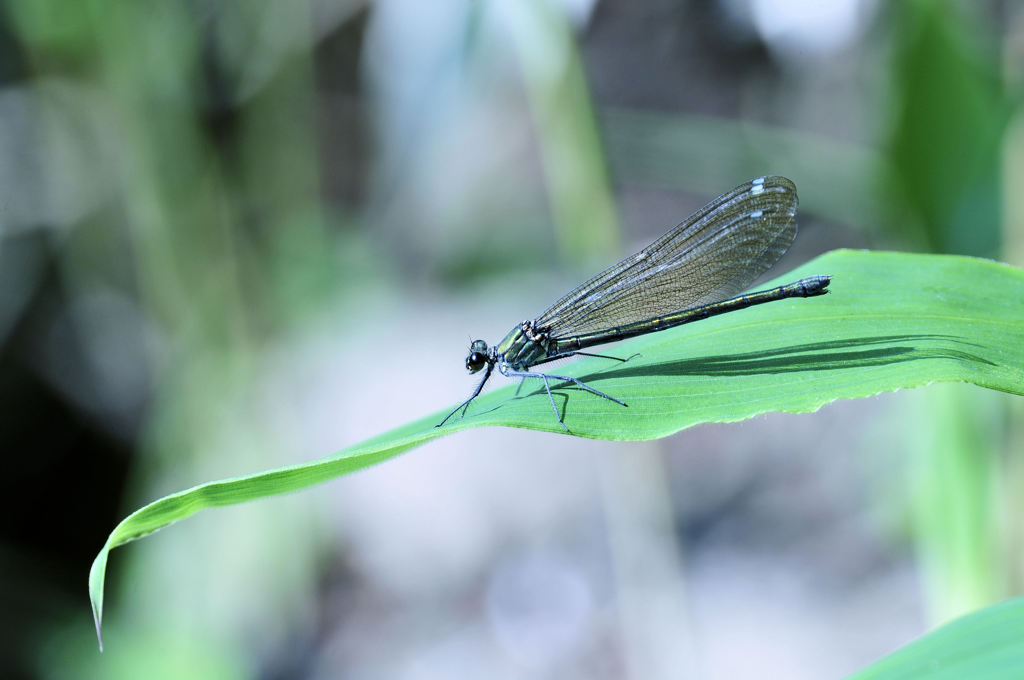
437 176 830 431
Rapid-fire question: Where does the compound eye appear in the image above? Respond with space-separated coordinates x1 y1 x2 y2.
466 351 487 373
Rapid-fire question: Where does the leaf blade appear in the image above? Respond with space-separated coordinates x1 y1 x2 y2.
89 249 1024 645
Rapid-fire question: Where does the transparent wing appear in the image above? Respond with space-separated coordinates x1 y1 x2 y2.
535 176 799 338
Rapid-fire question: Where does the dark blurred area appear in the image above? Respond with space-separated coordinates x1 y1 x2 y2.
1 1 1021 678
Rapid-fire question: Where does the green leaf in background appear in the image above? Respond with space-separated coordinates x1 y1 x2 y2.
90 248 1024 647
847 596 1024 680
889 0 1010 257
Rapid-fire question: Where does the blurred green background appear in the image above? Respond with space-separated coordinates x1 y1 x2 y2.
2 0 1022 678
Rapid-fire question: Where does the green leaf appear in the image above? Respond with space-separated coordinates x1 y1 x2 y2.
90 249 1024 647
847 597 1024 679
888 0 1010 257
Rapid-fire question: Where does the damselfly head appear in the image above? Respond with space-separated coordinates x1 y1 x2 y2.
466 340 489 373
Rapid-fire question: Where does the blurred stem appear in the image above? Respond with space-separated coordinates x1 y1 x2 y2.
85 1 249 352
1001 105 1024 595
911 384 1001 623
599 445 695 679
503 0 619 262
1003 109 1024 269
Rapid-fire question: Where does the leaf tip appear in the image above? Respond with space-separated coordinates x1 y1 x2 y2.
92 604 104 652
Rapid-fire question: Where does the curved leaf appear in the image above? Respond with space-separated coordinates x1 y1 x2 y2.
90 249 1024 647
